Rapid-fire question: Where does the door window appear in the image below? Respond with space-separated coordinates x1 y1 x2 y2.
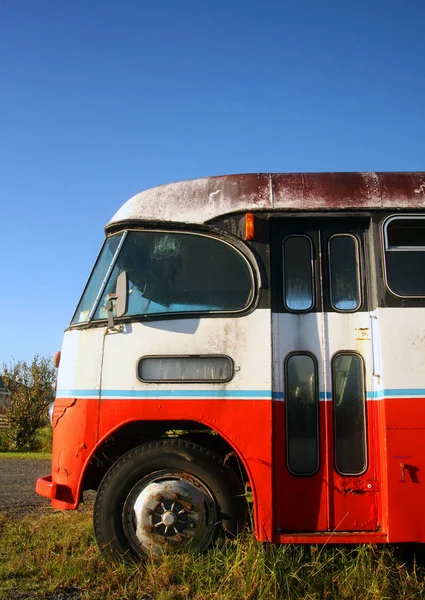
282 236 315 312
384 216 425 297
285 353 319 475
329 235 361 311
332 353 367 475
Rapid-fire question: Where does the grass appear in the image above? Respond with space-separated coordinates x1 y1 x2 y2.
1 508 425 600
0 451 51 460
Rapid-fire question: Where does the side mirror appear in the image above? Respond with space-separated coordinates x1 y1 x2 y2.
106 271 128 329
115 271 128 317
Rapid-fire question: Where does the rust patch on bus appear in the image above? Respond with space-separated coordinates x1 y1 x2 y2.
378 172 425 208
107 172 425 227
273 172 382 209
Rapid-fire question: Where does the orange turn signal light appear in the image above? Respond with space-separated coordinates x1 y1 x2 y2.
245 213 255 240
53 351 61 368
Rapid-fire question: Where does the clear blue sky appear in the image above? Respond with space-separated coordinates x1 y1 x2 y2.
1 0 424 364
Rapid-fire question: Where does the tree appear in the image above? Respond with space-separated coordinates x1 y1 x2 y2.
1 355 56 450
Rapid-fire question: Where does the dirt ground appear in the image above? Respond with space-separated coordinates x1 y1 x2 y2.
0 458 52 516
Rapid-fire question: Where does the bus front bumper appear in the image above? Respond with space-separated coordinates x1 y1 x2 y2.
36 475 57 499
36 475 76 509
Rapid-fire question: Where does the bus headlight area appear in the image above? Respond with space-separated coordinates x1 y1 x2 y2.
48 401 54 427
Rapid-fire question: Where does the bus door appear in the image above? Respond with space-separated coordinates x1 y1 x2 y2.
271 218 378 534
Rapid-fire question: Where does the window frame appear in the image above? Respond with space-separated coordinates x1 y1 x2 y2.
284 351 320 477
137 354 235 383
282 234 315 313
328 233 362 313
70 231 126 325
69 227 259 327
383 215 425 299
332 351 368 477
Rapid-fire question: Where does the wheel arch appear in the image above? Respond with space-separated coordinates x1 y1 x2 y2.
79 418 254 512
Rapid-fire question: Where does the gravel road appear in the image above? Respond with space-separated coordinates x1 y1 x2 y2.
0 458 52 516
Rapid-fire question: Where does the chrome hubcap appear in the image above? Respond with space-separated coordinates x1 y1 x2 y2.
123 470 217 556
161 510 177 528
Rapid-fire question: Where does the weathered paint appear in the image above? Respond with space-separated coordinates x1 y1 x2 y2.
36 173 425 548
41 396 273 541
37 392 425 543
107 172 425 229
109 174 272 226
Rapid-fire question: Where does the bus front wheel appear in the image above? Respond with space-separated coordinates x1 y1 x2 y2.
93 439 246 560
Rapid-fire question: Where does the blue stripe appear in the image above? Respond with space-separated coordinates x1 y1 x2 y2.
57 389 272 398
56 388 425 400
366 389 425 399
383 388 425 397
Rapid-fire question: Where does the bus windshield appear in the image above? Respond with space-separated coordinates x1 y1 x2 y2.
71 230 254 325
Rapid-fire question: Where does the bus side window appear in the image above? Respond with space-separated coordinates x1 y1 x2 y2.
92 231 255 320
384 216 425 297
285 353 319 476
328 235 361 312
283 236 315 312
332 352 367 476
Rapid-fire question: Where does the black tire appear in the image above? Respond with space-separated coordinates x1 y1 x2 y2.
93 439 246 560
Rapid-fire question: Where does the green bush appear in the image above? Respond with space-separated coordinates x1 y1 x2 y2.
1 355 56 451
32 426 52 452
0 430 10 452
0 426 52 453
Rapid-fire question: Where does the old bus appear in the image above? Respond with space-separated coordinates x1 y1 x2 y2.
37 172 425 559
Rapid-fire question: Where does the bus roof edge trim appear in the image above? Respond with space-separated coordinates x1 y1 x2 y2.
106 172 425 229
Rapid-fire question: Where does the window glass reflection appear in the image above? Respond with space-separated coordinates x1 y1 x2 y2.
333 353 367 475
286 354 319 475
71 233 123 324
385 218 425 296
72 231 254 323
283 236 314 311
329 235 361 311
139 356 233 382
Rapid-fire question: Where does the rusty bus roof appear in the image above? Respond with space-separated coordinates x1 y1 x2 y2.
107 172 425 228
